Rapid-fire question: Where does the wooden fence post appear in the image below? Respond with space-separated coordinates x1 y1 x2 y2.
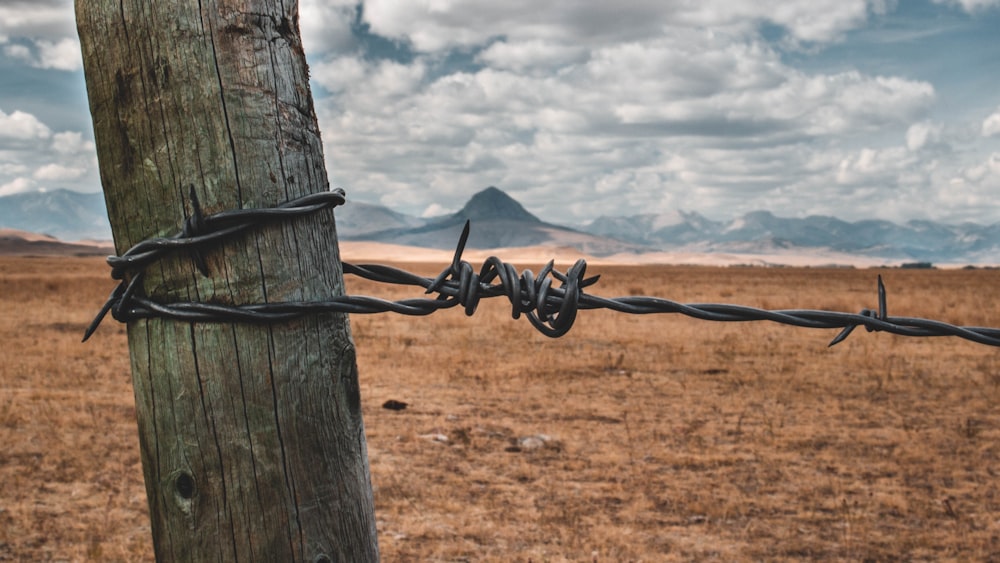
75 2 379 560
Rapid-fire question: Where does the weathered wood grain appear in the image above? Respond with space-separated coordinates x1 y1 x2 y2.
75 2 379 560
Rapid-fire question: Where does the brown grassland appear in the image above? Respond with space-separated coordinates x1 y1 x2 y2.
1 255 999 561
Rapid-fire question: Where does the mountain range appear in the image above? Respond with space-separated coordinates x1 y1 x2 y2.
336 187 1000 263
339 187 641 256
0 189 111 241
2 187 999 264
582 208 1000 263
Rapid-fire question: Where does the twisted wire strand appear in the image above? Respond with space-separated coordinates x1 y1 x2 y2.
106 186 346 279
84 189 1000 347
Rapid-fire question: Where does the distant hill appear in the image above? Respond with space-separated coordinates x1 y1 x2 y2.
335 201 427 238
348 186 642 255
585 210 721 246
0 189 110 241
449 186 541 223
0 229 112 256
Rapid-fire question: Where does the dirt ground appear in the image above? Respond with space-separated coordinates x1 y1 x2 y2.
1 256 999 561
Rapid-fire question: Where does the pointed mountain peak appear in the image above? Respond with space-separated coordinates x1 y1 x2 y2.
454 186 541 223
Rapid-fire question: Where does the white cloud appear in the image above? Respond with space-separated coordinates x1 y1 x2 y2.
477 40 588 73
932 0 1000 12
0 1 80 71
299 0 358 56
3 37 83 71
958 152 1000 184
313 57 427 106
421 202 451 217
6 37 82 71
35 37 81 71
312 56 368 94
906 121 942 151
982 107 1000 137
51 131 93 154
935 153 1000 220
0 107 97 197
836 146 912 185
680 0 876 43
0 109 52 141
3 43 32 62
369 59 427 98
33 163 86 181
0 177 34 196
0 163 28 176
0 2 76 42
360 0 889 53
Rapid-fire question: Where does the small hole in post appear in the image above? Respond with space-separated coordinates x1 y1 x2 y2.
175 472 195 500
313 555 332 563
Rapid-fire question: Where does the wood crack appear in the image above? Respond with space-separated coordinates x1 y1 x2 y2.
267 326 304 557
202 2 244 208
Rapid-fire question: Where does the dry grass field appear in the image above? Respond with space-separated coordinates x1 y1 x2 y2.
1 255 999 561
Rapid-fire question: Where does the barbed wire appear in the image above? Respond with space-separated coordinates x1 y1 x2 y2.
84 188 1000 347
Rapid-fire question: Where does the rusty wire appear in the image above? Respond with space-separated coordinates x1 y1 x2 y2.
84 188 1000 347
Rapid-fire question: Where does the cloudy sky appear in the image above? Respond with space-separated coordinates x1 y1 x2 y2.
2 1 1000 226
